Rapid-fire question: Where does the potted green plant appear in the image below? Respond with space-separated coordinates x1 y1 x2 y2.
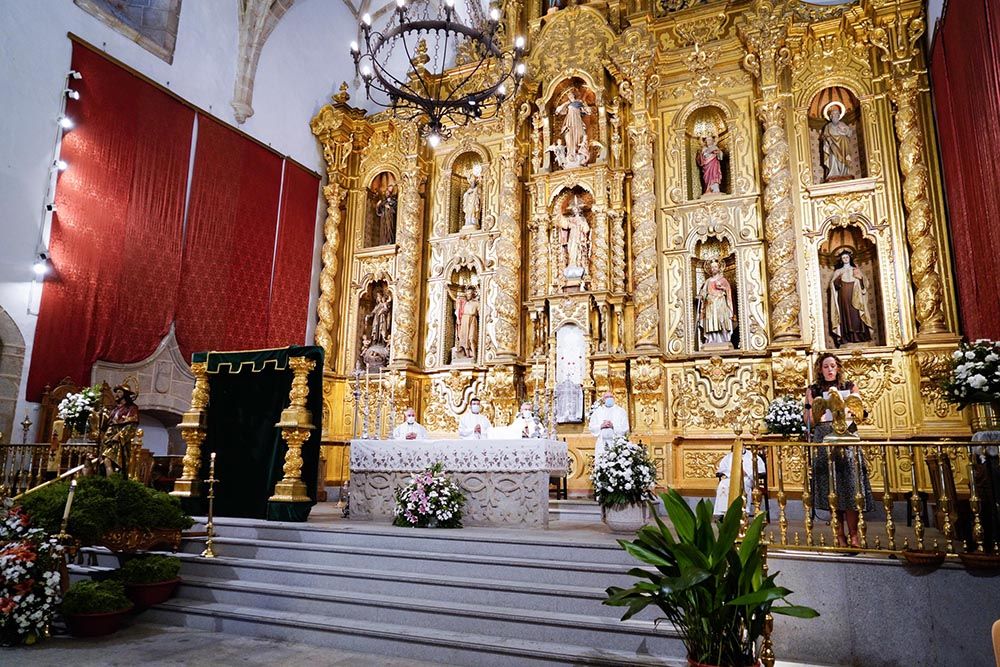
20 475 193 553
605 490 818 667
591 435 657 533
117 554 182 610
61 580 132 637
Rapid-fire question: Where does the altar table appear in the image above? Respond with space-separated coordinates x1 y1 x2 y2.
349 438 569 528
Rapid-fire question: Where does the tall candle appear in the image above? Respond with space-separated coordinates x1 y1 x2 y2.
62 478 78 522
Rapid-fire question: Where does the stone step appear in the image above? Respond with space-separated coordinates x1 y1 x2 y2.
198 517 632 564
144 599 683 667
174 575 678 654
177 536 641 587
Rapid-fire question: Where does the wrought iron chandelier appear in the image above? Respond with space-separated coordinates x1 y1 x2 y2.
350 0 526 146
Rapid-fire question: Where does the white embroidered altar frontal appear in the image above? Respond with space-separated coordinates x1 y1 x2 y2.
349 439 569 528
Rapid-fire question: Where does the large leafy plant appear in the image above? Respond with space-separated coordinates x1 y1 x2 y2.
605 490 817 667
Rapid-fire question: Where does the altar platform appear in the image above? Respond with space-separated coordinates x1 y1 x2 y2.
349 438 568 528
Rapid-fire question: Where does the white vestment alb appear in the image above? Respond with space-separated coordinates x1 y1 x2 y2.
713 450 766 516
588 404 629 459
391 421 429 440
458 412 492 440
492 415 540 440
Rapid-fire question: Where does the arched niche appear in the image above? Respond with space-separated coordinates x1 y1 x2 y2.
449 152 484 233
691 236 739 351
554 323 586 423
808 87 867 184
357 280 392 371
445 267 480 366
552 185 595 289
547 77 599 171
686 105 731 200
364 171 398 248
819 225 883 348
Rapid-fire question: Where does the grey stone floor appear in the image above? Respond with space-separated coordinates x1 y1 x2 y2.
6 623 446 666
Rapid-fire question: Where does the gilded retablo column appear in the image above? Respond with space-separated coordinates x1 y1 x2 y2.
391 124 424 366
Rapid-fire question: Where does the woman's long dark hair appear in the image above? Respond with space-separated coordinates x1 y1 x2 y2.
814 352 845 387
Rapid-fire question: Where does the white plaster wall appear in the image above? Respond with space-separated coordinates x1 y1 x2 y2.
138 414 170 456
0 0 361 438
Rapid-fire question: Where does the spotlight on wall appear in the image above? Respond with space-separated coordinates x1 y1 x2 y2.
68 70 83 80
32 253 51 277
45 203 57 213
52 159 68 172
64 89 81 100
57 115 74 130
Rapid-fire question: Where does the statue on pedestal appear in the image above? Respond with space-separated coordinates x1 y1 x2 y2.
461 172 481 229
551 89 592 170
559 196 590 279
695 134 724 196
452 286 480 362
696 259 736 350
367 182 398 246
821 102 855 182
829 249 872 346
103 382 139 477
361 289 392 370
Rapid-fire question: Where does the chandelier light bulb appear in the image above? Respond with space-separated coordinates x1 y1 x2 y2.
515 36 525 49
57 115 74 129
361 65 373 79
445 0 455 8
350 40 359 53
516 62 526 76
490 7 501 21
396 0 405 7
427 132 441 148
362 12 372 25
497 83 506 96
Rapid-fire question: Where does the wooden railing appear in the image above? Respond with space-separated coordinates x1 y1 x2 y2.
726 436 1000 559
0 442 100 496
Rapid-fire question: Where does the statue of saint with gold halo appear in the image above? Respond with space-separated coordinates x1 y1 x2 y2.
821 101 855 182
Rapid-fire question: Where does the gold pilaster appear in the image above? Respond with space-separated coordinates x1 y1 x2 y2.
390 124 424 368
172 361 210 498
270 356 317 503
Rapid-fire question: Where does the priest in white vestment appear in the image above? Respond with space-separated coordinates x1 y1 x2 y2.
495 401 541 439
713 449 766 518
392 407 428 440
588 391 629 459
458 397 492 440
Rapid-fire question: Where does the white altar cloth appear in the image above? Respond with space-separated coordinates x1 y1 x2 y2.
349 438 568 528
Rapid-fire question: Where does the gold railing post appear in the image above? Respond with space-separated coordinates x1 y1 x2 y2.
270 356 317 503
759 537 775 667
854 444 868 549
880 442 896 551
172 361 210 498
776 442 788 546
827 444 840 546
934 445 955 553
802 443 814 546
966 444 984 552
908 444 925 550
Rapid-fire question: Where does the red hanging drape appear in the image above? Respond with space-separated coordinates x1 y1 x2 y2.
174 114 283 360
267 162 320 347
26 44 192 400
931 0 1000 339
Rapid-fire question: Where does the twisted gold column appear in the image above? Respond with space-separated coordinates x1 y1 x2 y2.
315 181 346 369
270 356 317 503
172 361 210 498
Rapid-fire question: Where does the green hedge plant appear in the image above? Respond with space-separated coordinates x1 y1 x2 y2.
117 555 181 585
605 490 818 667
61 580 131 615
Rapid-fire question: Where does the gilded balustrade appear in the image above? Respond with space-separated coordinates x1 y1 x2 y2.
0 442 100 496
718 437 1000 562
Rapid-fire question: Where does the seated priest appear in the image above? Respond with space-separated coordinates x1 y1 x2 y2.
713 449 767 518
392 407 428 441
458 397 492 440
588 391 629 459
495 401 541 439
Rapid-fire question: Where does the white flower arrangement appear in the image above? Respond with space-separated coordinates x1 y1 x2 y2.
0 500 63 646
944 340 1000 407
590 435 657 509
764 396 806 437
56 385 102 433
393 462 466 528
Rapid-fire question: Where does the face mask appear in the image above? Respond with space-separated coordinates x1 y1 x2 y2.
522 411 532 419
605 398 614 408
471 405 481 414
406 416 415 424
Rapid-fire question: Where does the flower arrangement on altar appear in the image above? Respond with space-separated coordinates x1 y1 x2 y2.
392 462 465 528
590 435 657 509
0 501 63 646
56 385 102 436
943 339 1000 407
764 395 806 437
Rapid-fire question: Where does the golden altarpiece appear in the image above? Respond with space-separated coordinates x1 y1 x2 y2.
310 0 966 496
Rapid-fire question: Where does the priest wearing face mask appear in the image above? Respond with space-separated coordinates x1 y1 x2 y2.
588 391 629 458
392 407 428 440
458 397 492 440
506 401 541 439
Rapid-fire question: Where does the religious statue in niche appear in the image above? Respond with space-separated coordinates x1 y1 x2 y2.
828 249 873 346
365 172 398 247
696 258 736 350
695 134 725 197
558 194 591 289
549 88 594 170
461 170 481 229
821 102 856 183
452 285 480 363
360 286 392 370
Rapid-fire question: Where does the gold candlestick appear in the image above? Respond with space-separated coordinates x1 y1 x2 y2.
55 478 77 543
202 452 217 559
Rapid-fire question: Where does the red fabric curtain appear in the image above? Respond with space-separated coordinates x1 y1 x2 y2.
931 0 1000 339
27 44 192 400
174 114 283 359
267 162 320 347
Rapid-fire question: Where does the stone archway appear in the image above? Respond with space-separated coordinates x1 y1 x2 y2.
0 307 26 443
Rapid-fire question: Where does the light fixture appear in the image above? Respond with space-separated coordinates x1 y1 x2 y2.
57 115 74 130
52 159 68 172
45 203 57 213
351 2 525 144
68 70 83 80
32 253 50 277
64 89 80 100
